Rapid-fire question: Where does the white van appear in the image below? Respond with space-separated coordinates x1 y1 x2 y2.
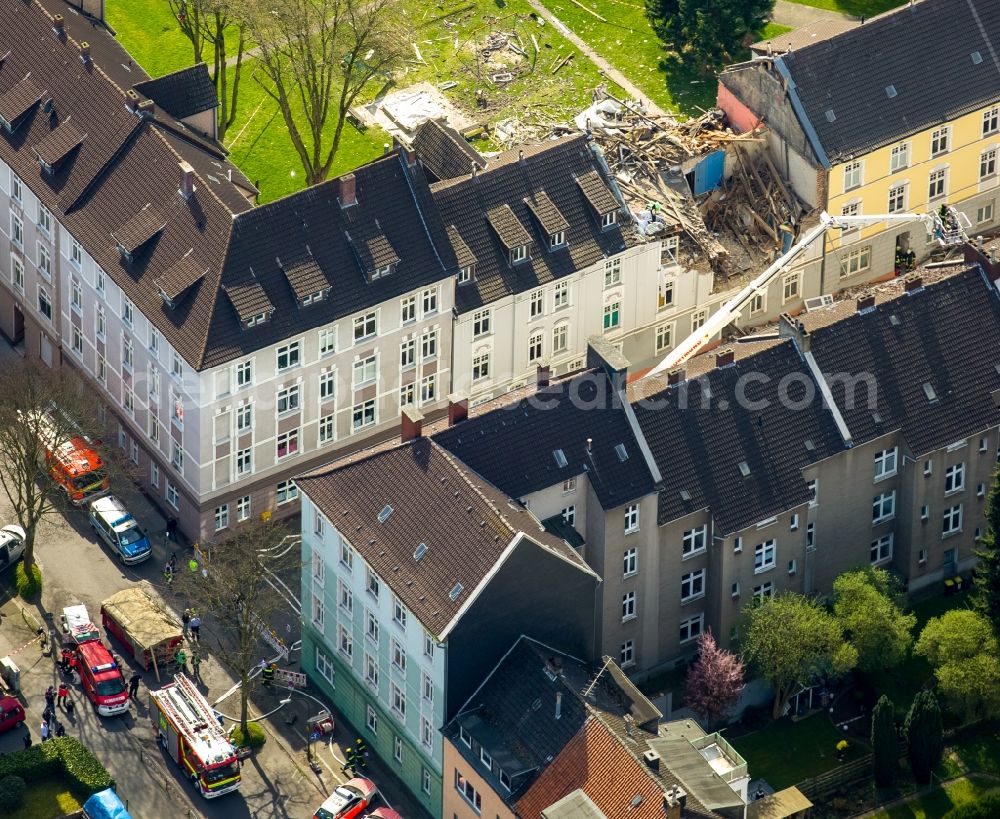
0 524 25 574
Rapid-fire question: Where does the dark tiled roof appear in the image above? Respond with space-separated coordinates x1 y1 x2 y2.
347 226 400 272
33 117 85 167
524 190 569 235
296 439 592 638
779 0 1000 162
433 370 657 511
411 118 484 182
633 340 845 534
133 63 218 119
223 270 273 323
0 74 43 125
486 203 532 249
805 266 1000 456
110 203 166 254
446 224 476 268
277 251 328 301
431 135 634 313
575 169 618 215
154 251 208 302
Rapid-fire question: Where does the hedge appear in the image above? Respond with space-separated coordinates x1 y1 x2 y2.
230 722 266 750
943 792 1000 819
0 775 26 811
0 737 113 796
14 562 41 600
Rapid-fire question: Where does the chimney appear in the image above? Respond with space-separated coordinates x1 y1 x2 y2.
536 359 551 389
125 89 141 113
667 368 685 386
586 437 592 453
52 14 65 35
178 161 196 199
518 149 524 164
856 294 876 313
642 749 661 772
904 275 923 293
992 247 998 264
137 99 155 118
339 173 356 208
555 692 562 720
715 348 735 368
405 148 417 166
471 163 478 181
977 235 984 251
401 405 424 443
447 393 468 426
79 42 91 63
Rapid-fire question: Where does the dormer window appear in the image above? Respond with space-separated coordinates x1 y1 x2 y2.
549 231 565 249
457 264 474 284
602 211 617 228
301 290 327 306
510 245 527 264
372 263 394 280
247 313 269 327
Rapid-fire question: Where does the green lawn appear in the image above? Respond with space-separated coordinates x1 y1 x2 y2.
6 777 81 819
107 0 197 78
730 713 861 790
873 776 998 819
946 722 1000 778
785 0 906 16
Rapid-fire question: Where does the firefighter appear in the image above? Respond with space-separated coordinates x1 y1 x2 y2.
355 737 368 768
343 745 357 774
261 662 275 689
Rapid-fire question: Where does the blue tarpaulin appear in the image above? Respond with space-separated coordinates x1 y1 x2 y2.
83 788 132 819
692 150 725 196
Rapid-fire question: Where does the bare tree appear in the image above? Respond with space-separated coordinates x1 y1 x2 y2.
245 0 407 186
167 0 248 142
0 360 108 574
174 516 298 737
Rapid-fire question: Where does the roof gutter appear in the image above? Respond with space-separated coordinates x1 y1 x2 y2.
773 57 831 170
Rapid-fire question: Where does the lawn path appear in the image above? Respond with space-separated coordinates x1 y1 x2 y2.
521 0 669 117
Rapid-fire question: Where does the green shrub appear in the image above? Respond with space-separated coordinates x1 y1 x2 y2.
0 775 26 811
0 738 112 797
0 746 58 783
230 722 266 749
14 562 41 600
943 791 1000 819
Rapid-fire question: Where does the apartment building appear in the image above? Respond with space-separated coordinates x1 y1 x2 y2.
442 635 745 819
718 0 1000 292
296 435 599 815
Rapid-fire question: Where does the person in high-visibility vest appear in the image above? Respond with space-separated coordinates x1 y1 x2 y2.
355 738 368 768
261 663 275 688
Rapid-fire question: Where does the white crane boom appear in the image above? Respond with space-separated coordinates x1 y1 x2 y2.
641 207 967 381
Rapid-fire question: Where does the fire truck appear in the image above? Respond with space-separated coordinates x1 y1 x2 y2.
149 674 242 799
30 409 109 505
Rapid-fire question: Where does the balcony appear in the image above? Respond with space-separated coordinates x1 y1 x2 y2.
689 733 748 784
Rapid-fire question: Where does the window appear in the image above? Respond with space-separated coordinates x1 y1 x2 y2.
890 143 909 172
422 287 438 315
421 328 438 360
276 384 300 414
682 525 707 557
391 682 406 717
753 582 774 604
122 297 134 327
874 447 898 480
691 309 708 331
921 505 930 521
38 286 52 321
310 590 325 628
456 771 482 813
528 333 543 362
679 613 703 644
400 338 415 369
924 460 933 476
981 149 997 180
353 311 377 342
553 281 569 309
529 289 544 319
984 106 999 137
37 243 51 278
363 650 379 690
166 482 179 510
754 540 776 573
749 291 765 316
888 184 906 213
790 514 799 531
366 609 380 646
549 230 565 248
37 202 51 234
236 404 253 434
979 483 987 498
336 624 352 660
9 212 22 248
603 301 620 330
391 638 406 673
10 172 21 203
871 533 893 564
551 324 568 355
340 541 354 571
422 768 431 795
150 462 159 488
978 202 995 224
392 735 403 764
655 323 673 354
96 354 106 383
783 272 800 302
236 360 253 389
945 463 965 494
843 160 862 191
276 479 297 504
366 705 378 734
840 245 872 277
70 278 83 313
457 264 473 284
681 569 705 602
366 566 381 599
943 504 963 535
338 580 353 615
235 447 252 477
872 491 896 523
806 523 815 549
561 506 576 527
277 341 300 371
400 296 416 324
353 356 377 387
170 441 183 472
623 547 637 577
276 429 299 459
624 503 639 534
236 495 251 522
472 309 491 337
11 257 23 292
71 325 83 356
352 400 376 430
658 279 675 310
399 383 415 409
604 258 622 287
424 631 435 658
931 127 950 157
169 351 182 380
121 335 134 371
420 716 433 749
315 646 335 686
510 244 527 264
928 168 947 200
319 327 336 356
622 591 636 621
393 595 407 629
319 413 335 444
420 374 437 404
69 238 83 268
619 640 635 669
122 387 134 416
734 537 743 553
213 504 229 532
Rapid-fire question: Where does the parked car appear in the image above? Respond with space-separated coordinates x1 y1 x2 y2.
313 777 378 819
364 809 403 819
89 496 152 565
0 695 26 735
0 524 25 573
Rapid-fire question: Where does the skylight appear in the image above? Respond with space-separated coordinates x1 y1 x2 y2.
885 85 897 99
414 542 428 561
738 461 751 478
377 504 393 523
553 449 568 468
804 439 815 452
972 51 983 64
923 382 938 402
825 109 836 122
449 582 464 601
680 490 691 502
615 443 629 462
